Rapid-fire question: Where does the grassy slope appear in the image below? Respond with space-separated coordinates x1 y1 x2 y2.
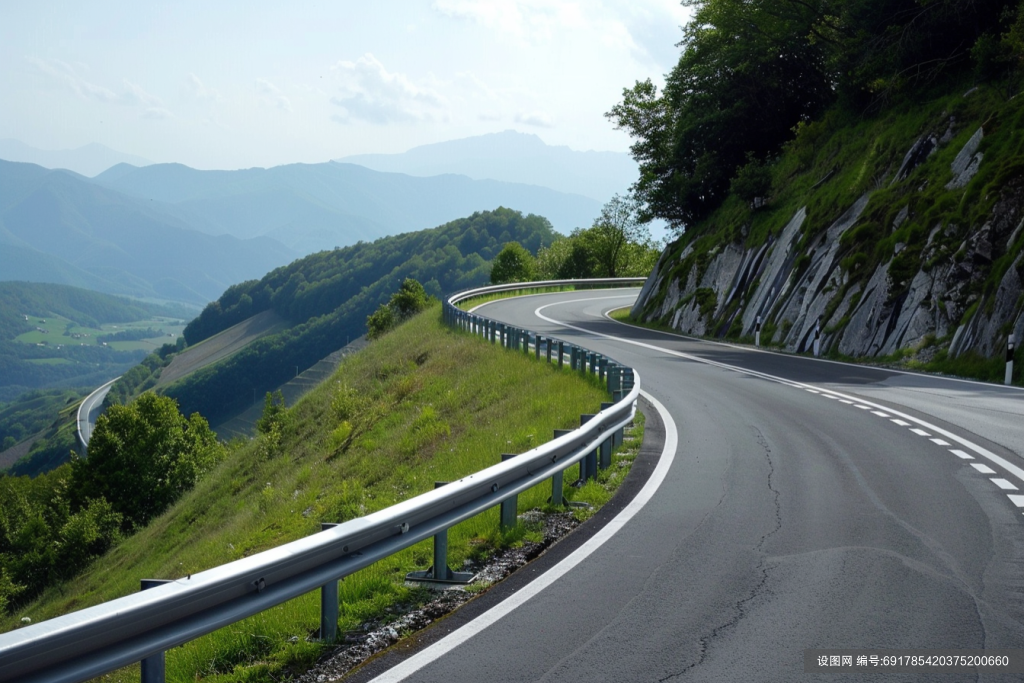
5 304 631 682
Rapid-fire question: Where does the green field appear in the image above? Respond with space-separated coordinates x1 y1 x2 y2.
13 314 186 352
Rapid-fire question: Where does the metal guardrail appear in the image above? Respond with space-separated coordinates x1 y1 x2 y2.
0 279 642 683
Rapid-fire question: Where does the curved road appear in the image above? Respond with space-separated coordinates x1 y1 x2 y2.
367 288 1024 681
76 376 118 448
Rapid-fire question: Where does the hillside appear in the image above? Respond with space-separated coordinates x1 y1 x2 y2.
0 160 296 305
1 305 627 682
616 0 1024 382
0 282 191 401
108 208 560 426
336 130 637 203
93 159 601 253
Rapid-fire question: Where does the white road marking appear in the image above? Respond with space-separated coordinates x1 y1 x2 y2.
871 411 891 417
951 450 974 460
972 463 997 474
891 419 911 426
806 389 820 394
930 438 950 446
537 297 1024 487
823 395 840 399
855 405 871 410
992 478 1018 490
367 390 678 682
839 399 854 405
910 428 931 437
1007 495 1024 507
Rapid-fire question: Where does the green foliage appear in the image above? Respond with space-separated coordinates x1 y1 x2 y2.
0 389 83 459
609 0 1016 230
72 393 225 530
731 155 774 205
0 465 123 612
255 391 287 435
490 242 537 284
366 279 432 340
536 195 660 279
165 209 558 425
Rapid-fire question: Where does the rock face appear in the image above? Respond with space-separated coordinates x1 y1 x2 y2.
633 125 1024 363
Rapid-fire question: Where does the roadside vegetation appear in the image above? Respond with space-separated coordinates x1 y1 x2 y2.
1 297 642 682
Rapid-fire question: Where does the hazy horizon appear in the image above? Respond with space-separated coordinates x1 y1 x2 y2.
0 2 691 171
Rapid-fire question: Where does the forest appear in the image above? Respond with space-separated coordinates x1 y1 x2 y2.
608 0 1024 231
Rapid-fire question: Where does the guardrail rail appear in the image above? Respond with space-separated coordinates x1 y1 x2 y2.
0 279 643 683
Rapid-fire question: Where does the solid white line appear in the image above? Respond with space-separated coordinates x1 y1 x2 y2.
951 450 974 460
971 463 996 474
891 419 911 427
367 390 678 683
910 428 931 437
534 298 1024 486
992 478 1018 490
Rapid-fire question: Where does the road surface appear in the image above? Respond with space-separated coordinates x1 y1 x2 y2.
76 376 118 448
360 288 1024 682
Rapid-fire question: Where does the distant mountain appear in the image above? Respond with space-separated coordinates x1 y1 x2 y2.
335 130 637 203
0 139 152 178
0 160 296 305
93 160 601 253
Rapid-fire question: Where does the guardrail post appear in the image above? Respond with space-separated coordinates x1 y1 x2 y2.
500 453 518 529
524 331 530 355
546 337 552 363
319 523 341 642
140 579 172 683
490 320 496 344
405 483 474 585
580 415 598 482
535 334 542 360
558 341 565 368
599 356 607 382
551 429 573 505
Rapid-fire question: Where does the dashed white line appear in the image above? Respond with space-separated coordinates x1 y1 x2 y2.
992 479 1019 491
972 463 997 474
871 411 890 417
910 428 931 437
930 438 950 446
806 389 820 394
839 400 854 405
855 404 871 410
1007 495 1024 508
951 450 974 460
891 419 911 427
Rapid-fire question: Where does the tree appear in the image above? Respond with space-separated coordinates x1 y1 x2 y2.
585 194 654 277
72 393 224 530
490 242 537 284
366 278 433 339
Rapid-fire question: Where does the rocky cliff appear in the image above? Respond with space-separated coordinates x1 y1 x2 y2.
631 88 1024 376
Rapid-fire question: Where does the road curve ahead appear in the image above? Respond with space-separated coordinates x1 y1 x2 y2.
76 376 119 448
371 288 1024 682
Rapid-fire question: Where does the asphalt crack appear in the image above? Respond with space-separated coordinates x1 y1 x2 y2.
659 427 782 682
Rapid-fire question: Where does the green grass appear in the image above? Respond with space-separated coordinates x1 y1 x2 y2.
4 303 643 682
13 314 184 350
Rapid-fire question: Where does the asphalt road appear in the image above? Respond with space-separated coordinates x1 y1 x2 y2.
365 288 1024 682
76 376 118 447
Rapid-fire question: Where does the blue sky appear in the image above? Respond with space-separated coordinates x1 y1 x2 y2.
0 1 691 169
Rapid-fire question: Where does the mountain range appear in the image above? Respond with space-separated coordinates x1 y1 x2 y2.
0 139 152 178
336 130 636 202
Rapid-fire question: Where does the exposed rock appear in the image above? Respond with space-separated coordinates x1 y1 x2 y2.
946 127 983 190
741 207 806 332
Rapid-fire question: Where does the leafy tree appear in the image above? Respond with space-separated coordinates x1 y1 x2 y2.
366 279 433 340
490 242 538 284
730 155 774 207
255 390 287 435
72 393 224 530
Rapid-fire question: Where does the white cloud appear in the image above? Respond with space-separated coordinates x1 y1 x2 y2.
255 78 292 111
330 53 447 124
122 79 163 107
187 73 223 102
28 58 172 119
514 111 553 128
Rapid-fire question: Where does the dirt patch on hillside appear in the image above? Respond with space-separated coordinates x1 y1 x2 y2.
157 310 286 387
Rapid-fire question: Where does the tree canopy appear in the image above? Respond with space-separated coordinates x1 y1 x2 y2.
490 242 538 284
608 0 1020 232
